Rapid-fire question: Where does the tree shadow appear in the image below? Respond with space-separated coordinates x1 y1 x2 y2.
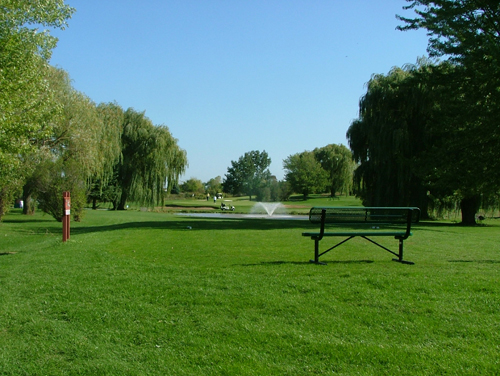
417 220 500 228
3 218 56 224
71 216 312 235
448 259 500 264
237 261 313 266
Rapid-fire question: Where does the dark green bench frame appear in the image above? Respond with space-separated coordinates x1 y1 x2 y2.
302 207 420 265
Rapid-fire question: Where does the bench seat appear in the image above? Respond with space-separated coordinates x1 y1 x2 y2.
303 207 420 264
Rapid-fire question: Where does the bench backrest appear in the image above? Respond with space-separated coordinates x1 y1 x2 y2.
308 207 420 225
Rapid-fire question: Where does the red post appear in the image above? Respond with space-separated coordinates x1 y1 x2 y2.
63 191 71 242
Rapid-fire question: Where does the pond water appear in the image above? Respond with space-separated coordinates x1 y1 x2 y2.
176 213 308 220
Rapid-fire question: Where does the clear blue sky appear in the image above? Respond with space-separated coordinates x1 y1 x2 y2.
49 0 429 183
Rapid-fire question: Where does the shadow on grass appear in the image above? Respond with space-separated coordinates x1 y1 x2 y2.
237 260 375 267
10 212 498 238
3 218 56 224
68 216 497 236
448 259 500 263
20 219 476 237
238 261 312 266
71 217 311 235
411 221 500 235
417 220 500 228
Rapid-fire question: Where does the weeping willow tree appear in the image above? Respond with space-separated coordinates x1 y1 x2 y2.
347 58 500 224
346 60 435 213
95 102 124 183
87 102 125 209
116 108 187 210
165 143 188 201
397 0 500 225
313 144 356 197
27 67 117 221
412 61 500 224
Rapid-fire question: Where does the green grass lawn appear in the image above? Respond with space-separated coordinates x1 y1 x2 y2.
1 206 499 375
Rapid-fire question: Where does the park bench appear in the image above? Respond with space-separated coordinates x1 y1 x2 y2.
302 207 420 265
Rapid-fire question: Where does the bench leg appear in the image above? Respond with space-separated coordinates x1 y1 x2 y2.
310 238 327 265
392 238 414 265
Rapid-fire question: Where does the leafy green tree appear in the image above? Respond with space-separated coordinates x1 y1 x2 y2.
347 58 500 224
46 68 108 177
346 63 433 211
275 180 293 201
222 150 272 201
0 0 74 60
164 140 188 202
35 159 87 222
181 178 204 195
95 102 124 182
87 172 122 210
256 177 291 202
28 67 107 221
205 176 222 197
116 109 187 210
398 0 500 224
397 0 500 66
313 144 355 197
283 151 328 200
85 102 125 209
0 0 74 219
169 183 181 195
412 62 500 224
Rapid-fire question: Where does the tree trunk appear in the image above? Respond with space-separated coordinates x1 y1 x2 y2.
117 190 128 210
22 193 36 215
460 195 481 226
22 183 37 215
0 194 5 222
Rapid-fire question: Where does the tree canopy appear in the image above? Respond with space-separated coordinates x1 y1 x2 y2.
0 0 74 219
397 0 500 65
0 2 190 219
0 0 74 59
313 144 355 197
394 0 500 224
222 150 271 200
116 108 187 210
347 55 500 224
205 176 222 197
181 178 204 195
283 151 328 200
347 62 433 210
24 67 120 221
